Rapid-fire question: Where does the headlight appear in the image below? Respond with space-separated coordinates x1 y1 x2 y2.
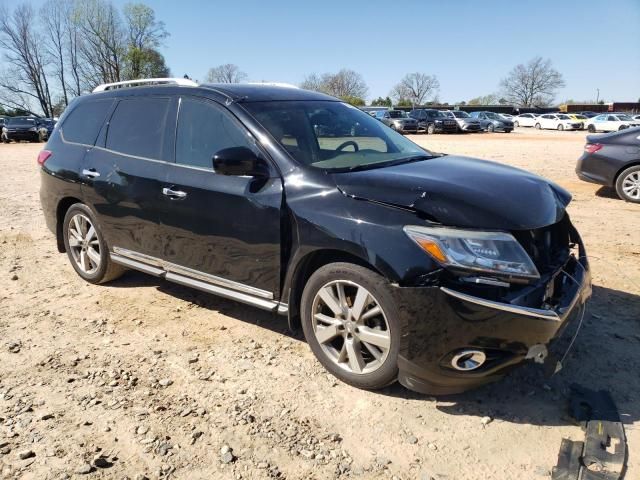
29 127 37 131
404 225 540 280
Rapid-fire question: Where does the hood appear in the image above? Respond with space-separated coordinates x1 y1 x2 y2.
333 156 571 230
392 118 416 124
459 118 480 124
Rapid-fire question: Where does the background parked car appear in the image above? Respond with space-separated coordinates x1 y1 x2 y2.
440 110 482 132
577 111 600 119
586 113 640 133
2 116 48 143
409 109 458 134
576 126 640 203
469 111 514 132
374 109 418 134
564 113 588 129
534 114 582 131
513 113 538 127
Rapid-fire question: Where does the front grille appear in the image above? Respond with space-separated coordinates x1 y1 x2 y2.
511 215 571 275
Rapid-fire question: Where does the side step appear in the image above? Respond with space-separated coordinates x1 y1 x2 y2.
110 253 288 315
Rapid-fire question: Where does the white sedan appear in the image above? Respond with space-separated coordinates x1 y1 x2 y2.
586 113 640 132
534 114 583 131
513 113 538 127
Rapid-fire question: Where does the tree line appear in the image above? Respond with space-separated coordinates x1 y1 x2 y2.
0 0 170 117
0 0 566 119
226 57 565 108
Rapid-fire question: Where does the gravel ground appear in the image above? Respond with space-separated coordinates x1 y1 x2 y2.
0 128 638 480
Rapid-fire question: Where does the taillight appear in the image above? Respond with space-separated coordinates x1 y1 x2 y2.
37 150 52 166
584 143 603 154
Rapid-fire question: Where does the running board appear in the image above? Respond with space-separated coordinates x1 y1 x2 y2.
110 253 288 314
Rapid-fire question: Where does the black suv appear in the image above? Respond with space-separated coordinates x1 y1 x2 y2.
39 80 591 395
3 116 48 143
409 109 458 134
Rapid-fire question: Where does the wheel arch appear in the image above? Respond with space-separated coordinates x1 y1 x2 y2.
284 249 389 331
615 161 640 184
55 196 83 252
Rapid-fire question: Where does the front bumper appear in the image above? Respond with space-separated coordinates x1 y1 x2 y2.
6 130 39 141
394 238 591 395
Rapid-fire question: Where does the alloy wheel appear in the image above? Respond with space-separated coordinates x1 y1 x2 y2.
622 172 640 200
67 213 101 274
311 280 391 375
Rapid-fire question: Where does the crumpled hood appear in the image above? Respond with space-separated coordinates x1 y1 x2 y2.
333 156 571 230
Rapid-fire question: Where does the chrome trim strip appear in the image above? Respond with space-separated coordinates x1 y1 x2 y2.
112 246 274 300
110 253 164 277
163 262 273 300
440 287 561 321
165 272 278 311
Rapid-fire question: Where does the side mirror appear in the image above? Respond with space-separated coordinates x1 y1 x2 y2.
212 147 269 177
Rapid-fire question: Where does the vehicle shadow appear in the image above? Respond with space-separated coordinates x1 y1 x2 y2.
595 186 620 200
110 270 304 341
383 284 640 427
111 272 640 427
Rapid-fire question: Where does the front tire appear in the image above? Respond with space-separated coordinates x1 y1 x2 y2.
426 123 435 135
300 263 400 390
615 166 640 203
557 124 564 131
535 123 541 130
588 124 596 133
63 203 125 284
514 121 519 127
486 124 495 132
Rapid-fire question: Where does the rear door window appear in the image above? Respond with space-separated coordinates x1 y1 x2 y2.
106 97 172 160
61 99 114 145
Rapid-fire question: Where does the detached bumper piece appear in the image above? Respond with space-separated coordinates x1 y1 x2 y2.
552 385 627 480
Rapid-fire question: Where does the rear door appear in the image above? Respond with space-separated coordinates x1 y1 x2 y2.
81 95 176 260
158 96 283 298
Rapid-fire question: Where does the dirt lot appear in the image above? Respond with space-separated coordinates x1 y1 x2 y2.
1 129 639 480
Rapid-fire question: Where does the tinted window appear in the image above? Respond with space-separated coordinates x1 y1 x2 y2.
106 97 171 160
176 97 255 169
62 100 113 145
245 100 428 171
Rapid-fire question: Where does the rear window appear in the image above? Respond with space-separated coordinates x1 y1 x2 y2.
106 97 171 160
61 100 113 145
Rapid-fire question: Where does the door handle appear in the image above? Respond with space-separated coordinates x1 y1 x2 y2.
162 187 187 199
82 169 100 178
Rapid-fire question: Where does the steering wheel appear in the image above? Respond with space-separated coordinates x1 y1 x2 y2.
336 140 359 152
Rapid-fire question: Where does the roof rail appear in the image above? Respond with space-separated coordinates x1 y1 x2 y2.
93 77 198 93
245 82 299 89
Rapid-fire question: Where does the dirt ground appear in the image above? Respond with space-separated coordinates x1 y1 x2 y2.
0 128 638 480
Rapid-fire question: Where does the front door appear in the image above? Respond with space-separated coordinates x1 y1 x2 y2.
158 96 283 299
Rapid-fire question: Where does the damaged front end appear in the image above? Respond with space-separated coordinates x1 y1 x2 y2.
393 214 592 395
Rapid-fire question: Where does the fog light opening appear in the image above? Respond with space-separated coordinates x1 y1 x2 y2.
451 350 487 371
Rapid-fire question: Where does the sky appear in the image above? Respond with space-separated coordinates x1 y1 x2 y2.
15 0 640 103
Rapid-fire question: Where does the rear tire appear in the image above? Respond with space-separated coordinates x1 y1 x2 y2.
535 123 541 130
557 124 564 131
300 262 400 390
615 165 640 203
62 203 125 284
514 121 519 127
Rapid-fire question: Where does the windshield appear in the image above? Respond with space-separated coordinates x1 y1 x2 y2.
7 117 36 126
617 114 632 121
485 112 502 120
557 115 571 120
244 101 431 171
574 115 587 119
388 110 406 118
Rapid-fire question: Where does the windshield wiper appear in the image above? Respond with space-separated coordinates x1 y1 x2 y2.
340 154 440 173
